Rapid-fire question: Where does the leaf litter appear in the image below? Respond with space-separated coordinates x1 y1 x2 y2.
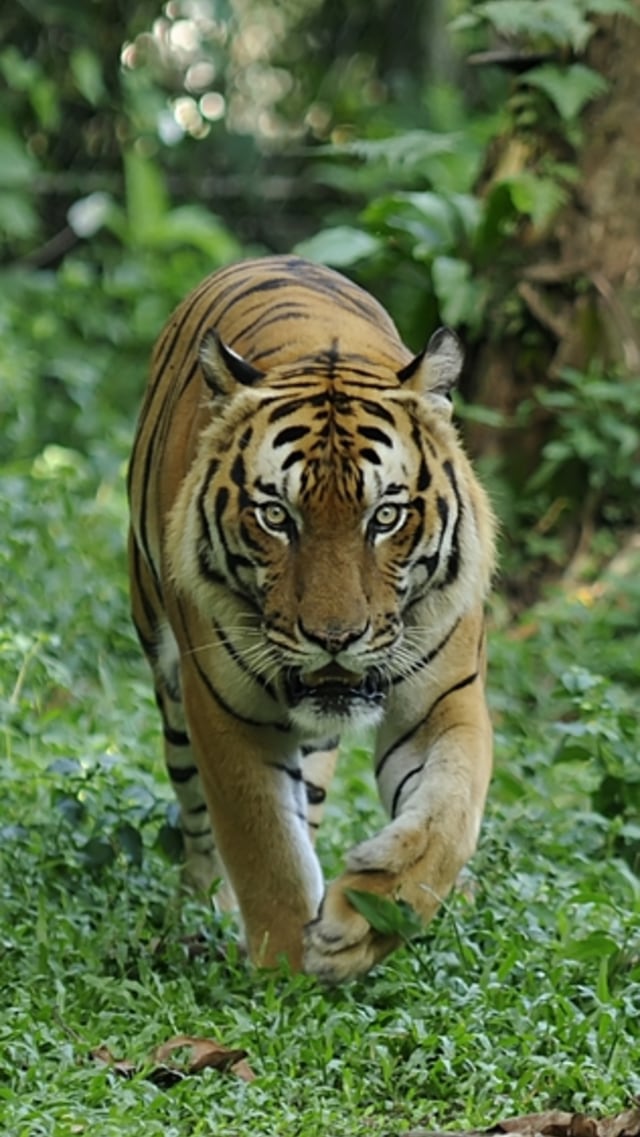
91 1033 255 1086
405 1104 640 1137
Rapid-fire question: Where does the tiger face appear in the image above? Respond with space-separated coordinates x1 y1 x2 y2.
167 328 488 738
129 255 495 980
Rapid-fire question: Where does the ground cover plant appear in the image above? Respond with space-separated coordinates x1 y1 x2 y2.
2 2 640 1133
1 427 639 1137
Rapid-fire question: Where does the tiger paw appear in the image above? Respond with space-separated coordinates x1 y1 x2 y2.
303 875 401 982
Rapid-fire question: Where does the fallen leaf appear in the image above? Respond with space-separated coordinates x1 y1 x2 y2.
90 1033 256 1088
228 1057 257 1083
90 1045 137 1079
403 1104 640 1137
153 1033 247 1072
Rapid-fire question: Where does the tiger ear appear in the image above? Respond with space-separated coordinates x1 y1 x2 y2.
199 331 265 396
397 327 463 414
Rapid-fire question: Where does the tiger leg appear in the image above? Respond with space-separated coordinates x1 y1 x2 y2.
153 681 233 906
181 659 325 970
304 675 492 982
301 745 339 845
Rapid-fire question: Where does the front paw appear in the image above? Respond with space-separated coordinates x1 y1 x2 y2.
303 874 401 982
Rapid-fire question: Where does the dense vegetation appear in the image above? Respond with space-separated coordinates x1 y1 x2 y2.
1 1 639 1134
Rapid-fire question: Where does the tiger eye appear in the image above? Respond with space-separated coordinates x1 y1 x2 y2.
372 503 402 531
262 502 288 529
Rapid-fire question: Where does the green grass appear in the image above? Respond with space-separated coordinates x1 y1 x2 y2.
2 444 640 1137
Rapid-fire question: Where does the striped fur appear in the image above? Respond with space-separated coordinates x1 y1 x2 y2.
128 255 496 981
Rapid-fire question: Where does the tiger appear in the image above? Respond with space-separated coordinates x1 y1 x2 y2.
127 254 496 983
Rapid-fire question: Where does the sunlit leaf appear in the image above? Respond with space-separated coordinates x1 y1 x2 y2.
294 226 382 267
522 64 609 120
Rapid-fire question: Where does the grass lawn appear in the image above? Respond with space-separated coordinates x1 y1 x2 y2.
2 444 639 1137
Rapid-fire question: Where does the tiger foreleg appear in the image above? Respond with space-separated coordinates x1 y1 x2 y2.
303 684 492 982
154 682 234 906
181 665 325 971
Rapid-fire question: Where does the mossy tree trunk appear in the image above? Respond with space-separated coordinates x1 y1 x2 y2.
464 11 640 589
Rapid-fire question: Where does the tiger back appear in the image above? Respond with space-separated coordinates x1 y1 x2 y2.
128 254 496 981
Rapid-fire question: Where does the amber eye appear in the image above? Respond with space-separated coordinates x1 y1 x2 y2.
370 502 405 534
257 501 290 531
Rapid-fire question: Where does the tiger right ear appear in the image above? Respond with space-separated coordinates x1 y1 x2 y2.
199 331 265 396
397 327 463 413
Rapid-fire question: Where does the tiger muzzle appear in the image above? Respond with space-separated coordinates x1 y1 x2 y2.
285 664 385 714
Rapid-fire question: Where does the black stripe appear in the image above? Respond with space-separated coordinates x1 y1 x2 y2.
390 618 460 687
358 397 396 425
436 461 462 589
301 738 338 755
167 763 198 783
281 449 306 471
213 485 254 585
182 820 212 838
305 781 326 805
391 763 424 818
164 726 190 747
177 598 290 731
270 761 302 780
212 618 279 701
417 457 431 491
131 613 155 657
377 668 479 779
274 424 309 447
357 425 392 446
235 298 308 345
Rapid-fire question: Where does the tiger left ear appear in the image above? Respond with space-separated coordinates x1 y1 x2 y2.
397 327 463 413
200 330 265 396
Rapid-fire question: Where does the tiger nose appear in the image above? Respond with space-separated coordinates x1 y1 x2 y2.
298 619 370 655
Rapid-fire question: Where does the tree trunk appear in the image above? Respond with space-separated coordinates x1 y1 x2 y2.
467 11 640 462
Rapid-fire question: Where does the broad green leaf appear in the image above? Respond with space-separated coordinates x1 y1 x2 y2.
70 47 105 106
0 128 37 187
561 932 620 961
81 837 116 868
523 64 608 120
505 172 567 227
432 255 487 329
326 130 459 169
294 226 381 268
123 149 170 244
463 1 594 50
115 823 144 867
345 889 423 939
0 192 39 240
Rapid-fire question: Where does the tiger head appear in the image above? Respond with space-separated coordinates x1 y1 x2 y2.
167 329 495 737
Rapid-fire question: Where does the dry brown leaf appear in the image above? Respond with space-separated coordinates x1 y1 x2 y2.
404 1105 640 1137
152 1034 255 1080
90 1033 256 1088
227 1057 257 1083
90 1045 137 1079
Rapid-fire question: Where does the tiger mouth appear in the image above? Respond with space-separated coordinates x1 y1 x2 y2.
285 664 385 709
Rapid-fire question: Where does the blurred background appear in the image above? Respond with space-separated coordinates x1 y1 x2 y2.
1 0 639 593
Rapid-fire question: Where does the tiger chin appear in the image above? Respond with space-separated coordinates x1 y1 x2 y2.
127 254 496 983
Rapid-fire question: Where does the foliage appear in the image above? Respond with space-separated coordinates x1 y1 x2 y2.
1 450 639 1135
1 4 640 1126
293 0 633 342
